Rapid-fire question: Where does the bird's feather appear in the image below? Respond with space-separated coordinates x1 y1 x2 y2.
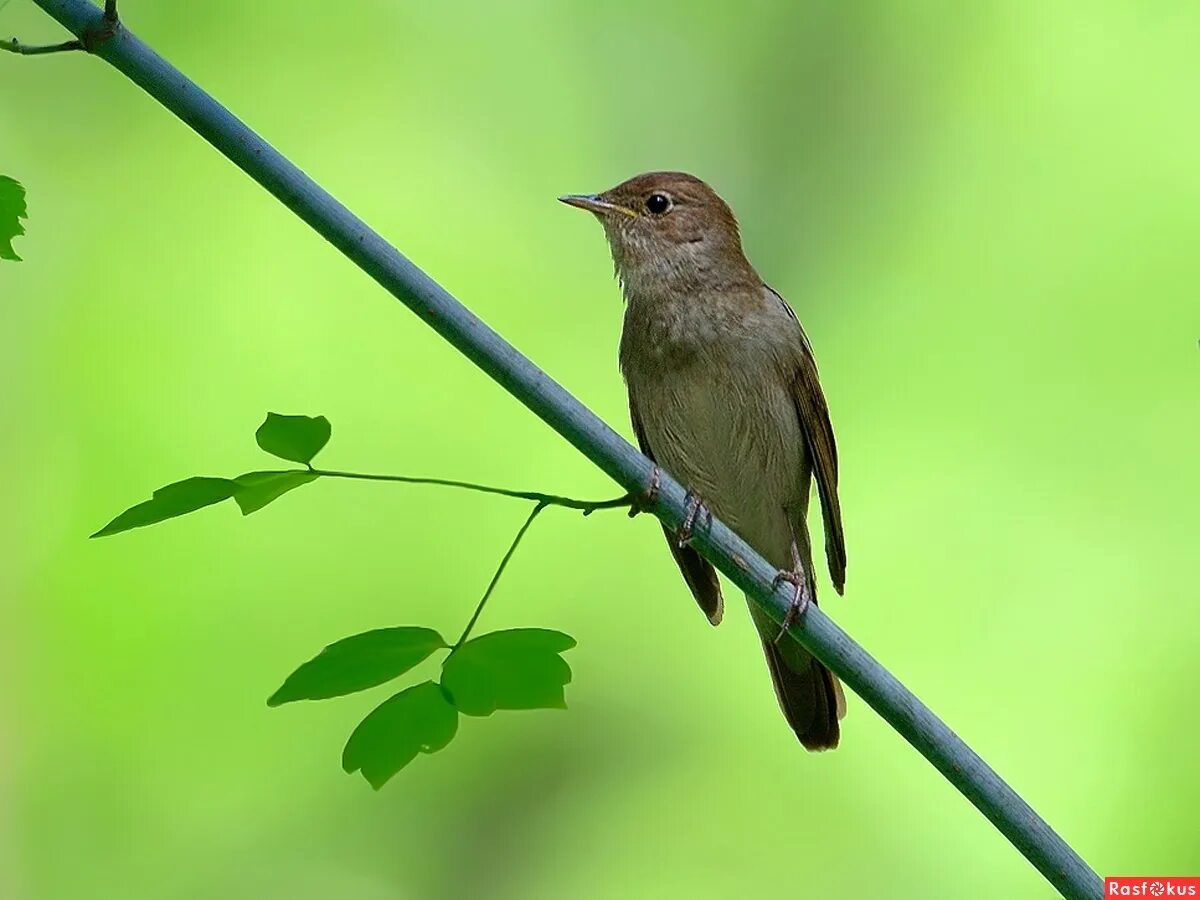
630 406 724 625
768 286 847 593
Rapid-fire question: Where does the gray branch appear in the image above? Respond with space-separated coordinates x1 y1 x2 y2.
21 1 1104 897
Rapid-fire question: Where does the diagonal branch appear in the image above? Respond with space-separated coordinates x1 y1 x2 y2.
21 2 1104 898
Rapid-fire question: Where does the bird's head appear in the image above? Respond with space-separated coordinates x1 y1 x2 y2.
560 171 753 296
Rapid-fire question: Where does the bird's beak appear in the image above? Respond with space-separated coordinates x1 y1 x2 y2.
558 194 639 218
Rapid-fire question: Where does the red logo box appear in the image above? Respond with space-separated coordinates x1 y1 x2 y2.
1106 878 1200 897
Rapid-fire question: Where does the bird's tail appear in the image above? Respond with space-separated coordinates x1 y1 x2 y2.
748 600 845 751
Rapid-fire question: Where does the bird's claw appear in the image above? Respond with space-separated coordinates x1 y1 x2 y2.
772 568 812 644
628 466 662 518
676 489 710 548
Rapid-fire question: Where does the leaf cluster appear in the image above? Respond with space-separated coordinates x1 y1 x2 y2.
95 412 577 787
91 413 330 537
1 175 28 262
273 626 574 788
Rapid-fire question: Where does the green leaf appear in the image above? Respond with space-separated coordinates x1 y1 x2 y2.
268 626 447 706
255 413 331 465
342 681 458 789
234 470 319 515
1 176 28 262
91 476 240 537
441 628 576 716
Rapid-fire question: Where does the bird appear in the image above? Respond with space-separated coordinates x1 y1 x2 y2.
560 172 847 750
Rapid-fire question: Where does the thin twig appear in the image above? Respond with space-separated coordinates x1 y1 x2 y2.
1 36 83 55
452 501 549 648
308 469 630 646
103 0 117 22
310 467 632 514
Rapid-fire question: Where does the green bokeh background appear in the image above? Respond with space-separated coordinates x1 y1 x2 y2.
3 2 1198 897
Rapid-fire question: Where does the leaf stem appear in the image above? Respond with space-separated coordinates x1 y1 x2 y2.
308 466 633 649
1 37 83 55
310 467 632 514
452 501 548 649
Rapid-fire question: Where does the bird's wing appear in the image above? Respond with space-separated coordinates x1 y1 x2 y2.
768 287 847 594
630 404 725 625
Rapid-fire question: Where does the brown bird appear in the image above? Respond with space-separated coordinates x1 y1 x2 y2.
561 172 847 750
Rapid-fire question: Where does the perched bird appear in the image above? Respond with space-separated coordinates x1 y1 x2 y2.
561 172 847 750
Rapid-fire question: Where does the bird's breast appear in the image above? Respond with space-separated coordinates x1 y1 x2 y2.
621 297 807 567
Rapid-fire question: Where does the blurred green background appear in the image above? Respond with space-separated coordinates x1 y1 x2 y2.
2 1 1198 897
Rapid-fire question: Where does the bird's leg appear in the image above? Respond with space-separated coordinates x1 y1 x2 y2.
772 538 812 644
676 489 709 548
628 465 662 518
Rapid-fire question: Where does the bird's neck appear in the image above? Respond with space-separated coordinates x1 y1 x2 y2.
618 265 767 371
614 245 760 307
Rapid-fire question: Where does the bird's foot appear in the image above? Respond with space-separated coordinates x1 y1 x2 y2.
771 568 812 643
628 466 662 518
676 489 711 548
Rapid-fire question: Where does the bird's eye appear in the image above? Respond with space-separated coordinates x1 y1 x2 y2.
645 193 672 215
